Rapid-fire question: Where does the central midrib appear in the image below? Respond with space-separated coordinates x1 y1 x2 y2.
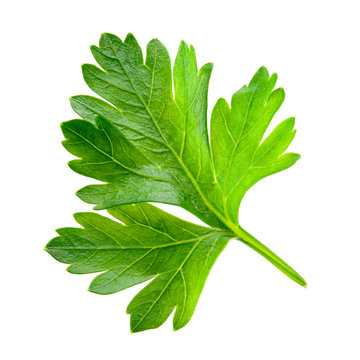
51 232 224 251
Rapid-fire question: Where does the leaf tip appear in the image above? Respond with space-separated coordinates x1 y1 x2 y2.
87 285 97 294
74 187 90 203
129 321 142 333
99 32 116 45
257 65 270 78
202 62 214 72
270 71 278 83
72 212 85 223
276 86 285 97
93 204 106 210
81 63 92 75
179 39 189 51
172 322 183 332
125 32 136 43
89 44 99 53
287 116 296 127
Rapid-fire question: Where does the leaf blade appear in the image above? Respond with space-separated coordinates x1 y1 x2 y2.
47 33 307 333
45 203 230 331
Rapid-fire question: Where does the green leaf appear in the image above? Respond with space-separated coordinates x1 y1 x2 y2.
46 203 231 332
46 32 306 332
210 68 300 223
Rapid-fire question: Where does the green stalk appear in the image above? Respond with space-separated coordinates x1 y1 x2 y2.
232 225 307 287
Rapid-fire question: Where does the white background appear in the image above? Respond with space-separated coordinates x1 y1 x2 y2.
1 0 359 358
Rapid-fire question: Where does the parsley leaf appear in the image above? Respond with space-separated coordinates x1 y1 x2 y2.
45 33 306 332
46 203 231 332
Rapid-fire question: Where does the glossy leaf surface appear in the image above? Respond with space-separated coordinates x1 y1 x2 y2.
46 33 306 332
46 203 230 331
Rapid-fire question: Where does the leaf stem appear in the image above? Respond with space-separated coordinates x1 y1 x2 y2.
232 226 307 287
